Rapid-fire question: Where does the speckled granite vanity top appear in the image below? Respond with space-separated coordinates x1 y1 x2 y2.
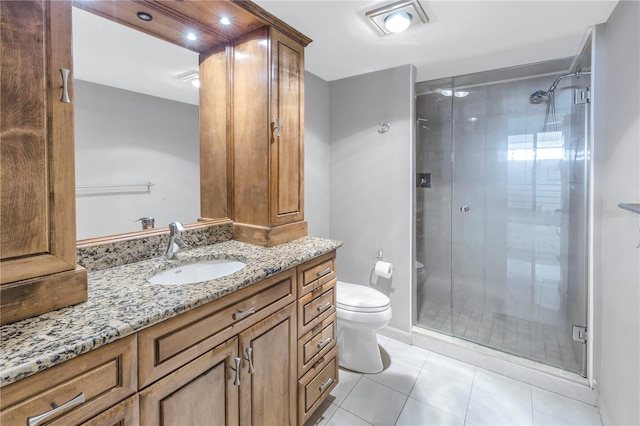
0 237 341 387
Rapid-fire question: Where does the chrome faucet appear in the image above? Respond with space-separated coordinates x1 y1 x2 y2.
165 222 188 259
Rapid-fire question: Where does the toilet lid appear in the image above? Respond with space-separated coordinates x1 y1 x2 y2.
337 281 391 313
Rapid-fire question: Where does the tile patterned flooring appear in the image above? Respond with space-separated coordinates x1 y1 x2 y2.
305 335 601 426
418 301 581 373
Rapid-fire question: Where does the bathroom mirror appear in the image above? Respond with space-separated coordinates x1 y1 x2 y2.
73 7 201 240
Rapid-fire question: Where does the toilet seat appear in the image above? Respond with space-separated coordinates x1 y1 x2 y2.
337 281 391 313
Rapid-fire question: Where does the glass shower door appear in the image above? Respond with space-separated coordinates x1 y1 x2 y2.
415 60 590 376
448 72 588 375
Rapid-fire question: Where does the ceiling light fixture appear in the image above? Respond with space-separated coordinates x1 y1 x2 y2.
186 32 197 41
384 11 412 33
175 70 200 89
219 16 231 26
366 0 428 36
136 12 153 22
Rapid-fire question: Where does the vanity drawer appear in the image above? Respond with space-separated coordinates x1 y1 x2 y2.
297 251 336 297
0 335 136 426
138 268 296 388
297 346 339 424
298 312 337 377
297 279 336 335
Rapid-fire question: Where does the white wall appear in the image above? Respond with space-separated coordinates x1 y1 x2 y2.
304 72 331 238
592 1 640 424
75 80 200 239
328 65 415 333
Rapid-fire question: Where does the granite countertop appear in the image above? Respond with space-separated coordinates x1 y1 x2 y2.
0 237 342 387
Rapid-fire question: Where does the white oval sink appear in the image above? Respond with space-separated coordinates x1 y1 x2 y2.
149 259 246 285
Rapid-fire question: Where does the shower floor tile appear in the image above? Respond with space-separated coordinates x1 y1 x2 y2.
417 300 581 373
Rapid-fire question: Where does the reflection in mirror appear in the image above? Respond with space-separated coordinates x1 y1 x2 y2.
73 7 200 240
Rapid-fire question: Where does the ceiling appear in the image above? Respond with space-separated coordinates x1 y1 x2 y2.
253 0 618 82
73 1 618 104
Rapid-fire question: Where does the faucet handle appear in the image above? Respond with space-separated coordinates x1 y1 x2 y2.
168 221 185 234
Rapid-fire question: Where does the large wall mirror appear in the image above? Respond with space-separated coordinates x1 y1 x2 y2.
73 7 201 240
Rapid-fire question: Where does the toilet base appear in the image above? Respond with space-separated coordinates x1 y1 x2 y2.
337 324 384 374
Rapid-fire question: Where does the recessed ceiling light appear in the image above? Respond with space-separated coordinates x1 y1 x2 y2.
366 0 428 36
384 11 412 33
219 16 231 26
454 91 469 98
136 12 153 22
440 89 453 97
186 32 197 41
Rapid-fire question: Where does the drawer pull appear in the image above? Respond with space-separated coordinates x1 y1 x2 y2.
245 347 255 374
317 337 333 350
232 357 241 386
316 267 332 278
28 392 85 426
316 302 332 313
233 306 255 320
319 378 334 393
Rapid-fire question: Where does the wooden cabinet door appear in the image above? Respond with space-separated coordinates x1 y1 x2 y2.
79 395 139 426
269 28 305 227
0 0 77 283
239 302 297 426
139 337 240 426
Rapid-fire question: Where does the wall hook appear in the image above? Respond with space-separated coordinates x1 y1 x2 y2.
377 122 390 134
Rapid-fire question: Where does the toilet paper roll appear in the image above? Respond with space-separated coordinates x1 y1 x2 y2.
374 261 393 279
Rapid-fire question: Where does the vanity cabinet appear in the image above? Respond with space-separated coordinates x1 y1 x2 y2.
230 27 310 247
0 0 87 325
295 252 339 424
0 250 339 425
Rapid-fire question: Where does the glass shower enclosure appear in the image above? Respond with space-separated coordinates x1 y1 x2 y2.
415 56 591 376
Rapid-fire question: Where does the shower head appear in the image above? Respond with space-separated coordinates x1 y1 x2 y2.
529 90 548 104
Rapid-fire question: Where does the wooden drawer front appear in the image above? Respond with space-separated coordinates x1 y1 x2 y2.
79 394 139 426
0 335 136 426
297 252 336 297
139 269 296 388
298 347 338 424
298 280 336 335
298 313 336 377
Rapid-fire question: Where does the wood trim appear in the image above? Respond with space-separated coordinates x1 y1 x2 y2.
232 221 307 247
76 218 232 249
1 254 75 285
0 265 87 326
232 1 312 47
47 0 78 272
200 47 231 219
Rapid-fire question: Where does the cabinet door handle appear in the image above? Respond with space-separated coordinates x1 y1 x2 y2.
28 392 85 426
231 356 241 386
59 68 71 103
244 347 255 374
274 117 281 138
319 378 333 393
233 306 255 320
317 337 332 350
316 302 332 313
316 267 332 278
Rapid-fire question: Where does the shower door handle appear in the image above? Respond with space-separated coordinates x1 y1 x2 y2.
459 205 470 213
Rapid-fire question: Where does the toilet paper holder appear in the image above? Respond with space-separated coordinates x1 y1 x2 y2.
370 249 394 283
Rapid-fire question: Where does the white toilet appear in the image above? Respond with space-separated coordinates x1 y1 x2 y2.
336 281 392 374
